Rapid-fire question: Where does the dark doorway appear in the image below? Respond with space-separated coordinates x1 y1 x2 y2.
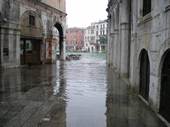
139 49 150 101
54 23 64 60
20 38 41 65
0 12 1 66
159 50 170 122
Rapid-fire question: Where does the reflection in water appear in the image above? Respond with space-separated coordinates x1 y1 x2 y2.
106 68 166 127
66 53 107 127
54 61 67 98
39 62 67 127
0 53 166 127
0 64 67 127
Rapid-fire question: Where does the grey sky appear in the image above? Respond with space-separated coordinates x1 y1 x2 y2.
66 0 108 28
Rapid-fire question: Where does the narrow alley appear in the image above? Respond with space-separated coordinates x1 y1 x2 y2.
0 53 166 127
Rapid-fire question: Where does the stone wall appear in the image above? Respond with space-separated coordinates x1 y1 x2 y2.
107 0 170 121
0 0 66 68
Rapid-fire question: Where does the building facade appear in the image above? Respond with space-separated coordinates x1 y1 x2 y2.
66 28 84 51
84 20 107 52
107 0 170 124
0 0 66 68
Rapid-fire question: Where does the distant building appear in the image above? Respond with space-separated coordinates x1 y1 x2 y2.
84 20 107 52
66 28 85 51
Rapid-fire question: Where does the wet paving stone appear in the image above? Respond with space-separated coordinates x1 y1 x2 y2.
0 53 167 127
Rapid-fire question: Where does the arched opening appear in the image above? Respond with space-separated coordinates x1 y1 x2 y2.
20 10 43 65
54 22 64 60
159 49 170 122
139 49 150 101
0 12 2 66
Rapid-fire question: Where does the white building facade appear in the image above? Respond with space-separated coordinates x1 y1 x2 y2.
84 20 107 52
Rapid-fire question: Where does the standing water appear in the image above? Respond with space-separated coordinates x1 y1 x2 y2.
64 53 107 127
0 53 166 127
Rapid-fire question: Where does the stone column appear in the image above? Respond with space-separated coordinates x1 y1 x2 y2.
16 31 21 66
119 0 130 77
60 37 66 60
117 29 121 72
110 12 115 67
108 34 112 65
0 27 1 67
106 19 112 65
113 29 118 68
106 35 110 64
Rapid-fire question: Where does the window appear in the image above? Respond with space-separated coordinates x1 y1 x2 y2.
91 30 94 34
96 25 98 29
96 31 98 36
3 48 9 56
143 0 151 16
29 15 35 26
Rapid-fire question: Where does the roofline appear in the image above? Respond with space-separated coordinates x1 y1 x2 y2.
40 2 67 16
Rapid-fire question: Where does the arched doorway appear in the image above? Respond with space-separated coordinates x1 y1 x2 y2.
139 49 150 101
0 12 1 66
159 49 170 122
54 22 64 60
20 10 43 65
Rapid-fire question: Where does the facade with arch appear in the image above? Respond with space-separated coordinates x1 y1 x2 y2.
0 0 66 68
107 0 170 124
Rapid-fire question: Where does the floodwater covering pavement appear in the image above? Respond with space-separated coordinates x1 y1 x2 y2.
0 53 166 127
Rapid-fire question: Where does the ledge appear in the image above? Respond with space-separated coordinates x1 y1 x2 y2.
138 13 152 25
165 5 170 12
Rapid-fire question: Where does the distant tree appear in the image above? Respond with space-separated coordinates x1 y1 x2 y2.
98 35 107 44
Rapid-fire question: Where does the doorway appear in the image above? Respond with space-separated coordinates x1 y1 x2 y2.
159 50 170 122
139 49 150 101
20 38 41 65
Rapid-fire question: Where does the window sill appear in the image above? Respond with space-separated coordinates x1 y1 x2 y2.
137 13 152 25
165 5 170 12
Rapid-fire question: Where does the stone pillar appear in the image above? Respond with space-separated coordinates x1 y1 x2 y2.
16 31 21 66
119 0 130 77
106 19 112 65
63 37 66 60
108 33 113 67
108 36 112 65
106 34 111 64
117 30 121 72
113 29 118 68
0 27 1 67
110 12 115 67
60 37 66 60
45 37 53 63
113 6 121 72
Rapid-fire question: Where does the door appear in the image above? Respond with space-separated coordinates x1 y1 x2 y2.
139 50 150 101
160 51 170 122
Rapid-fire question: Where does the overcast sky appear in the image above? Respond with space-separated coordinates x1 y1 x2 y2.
66 0 108 28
